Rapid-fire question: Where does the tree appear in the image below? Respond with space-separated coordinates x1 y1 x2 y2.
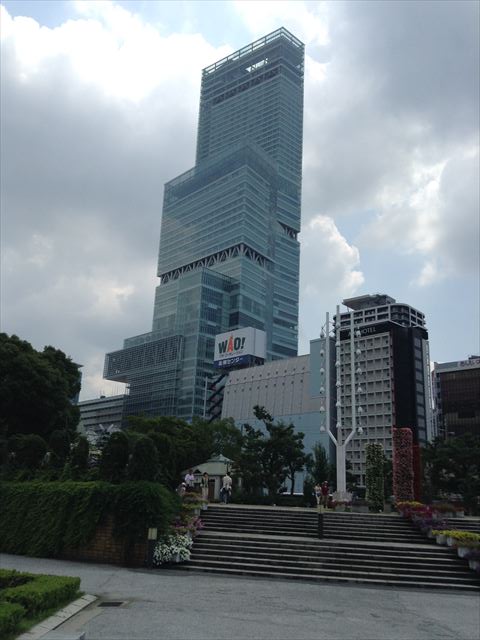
422 434 480 514
0 333 81 439
128 436 159 481
234 406 310 497
309 443 332 484
10 433 47 470
70 435 89 475
234 423 265 495
99 431 130 483
48 429 71 469
126 415 244 488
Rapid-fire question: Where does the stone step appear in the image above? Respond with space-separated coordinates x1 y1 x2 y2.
195 535 454 558
322 532 429 544
181 559 480 591
191 549 470 578
187 506 480 591
193 540 465 566
200 525 317 538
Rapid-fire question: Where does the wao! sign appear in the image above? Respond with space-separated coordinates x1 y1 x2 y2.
214 327 266 369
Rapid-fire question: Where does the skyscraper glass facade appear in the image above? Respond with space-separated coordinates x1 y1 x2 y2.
105 28 304 421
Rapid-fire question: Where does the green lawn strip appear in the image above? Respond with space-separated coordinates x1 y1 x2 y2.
0 569 81 639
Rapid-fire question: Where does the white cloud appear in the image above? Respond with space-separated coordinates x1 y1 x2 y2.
1 0 479 399
232 0 329 48
299 215 364 352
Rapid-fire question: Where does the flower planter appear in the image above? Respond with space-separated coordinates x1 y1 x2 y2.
436 534 447 545
468 559 480 571
457 546 470 558
454 510 465 518
446 536 454 547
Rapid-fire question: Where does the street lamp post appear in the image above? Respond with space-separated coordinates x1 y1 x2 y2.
320 306 363 500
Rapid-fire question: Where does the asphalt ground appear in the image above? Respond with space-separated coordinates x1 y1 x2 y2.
1 554 479 640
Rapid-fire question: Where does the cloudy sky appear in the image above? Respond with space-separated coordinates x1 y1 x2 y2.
1 0 479 400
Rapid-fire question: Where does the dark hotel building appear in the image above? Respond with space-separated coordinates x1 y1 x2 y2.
433 356 480 438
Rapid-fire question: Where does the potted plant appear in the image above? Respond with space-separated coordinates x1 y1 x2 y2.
432 529 447 545
465 549 480 572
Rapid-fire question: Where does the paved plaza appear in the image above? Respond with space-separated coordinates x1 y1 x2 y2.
1 553 479 640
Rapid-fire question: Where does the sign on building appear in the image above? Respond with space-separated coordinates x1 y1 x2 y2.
214 327 266 369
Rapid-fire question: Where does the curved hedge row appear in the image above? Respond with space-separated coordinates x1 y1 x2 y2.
0 481 179 557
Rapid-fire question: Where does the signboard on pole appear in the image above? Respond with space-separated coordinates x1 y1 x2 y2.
214 327 266 369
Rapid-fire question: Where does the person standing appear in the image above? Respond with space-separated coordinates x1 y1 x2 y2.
200 472 209 507
222 471 232 504
321 480 329 508
314 483 322 507
184 468 195 492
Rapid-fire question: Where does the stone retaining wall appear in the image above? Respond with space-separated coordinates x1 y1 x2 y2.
60 515 147 567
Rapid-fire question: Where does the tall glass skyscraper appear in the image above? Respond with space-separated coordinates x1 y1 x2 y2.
104 28 305 421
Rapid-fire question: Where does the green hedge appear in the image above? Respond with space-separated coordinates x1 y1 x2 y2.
2 574 80 616
0 481 179 557
0 601 25 637
0 569 31 590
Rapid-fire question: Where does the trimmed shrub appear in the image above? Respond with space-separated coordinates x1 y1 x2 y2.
127 436 158 481
10 434 47 470
0 569 31 589
0 481 179 558
99 432 129 483
48 430 71 469
71 436 89 474
2 574 80 616
365 443 384 512
0 601 25 637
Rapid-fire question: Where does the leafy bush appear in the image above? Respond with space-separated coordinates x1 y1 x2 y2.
2 574 80 616
365 443 384 512
48 430 71 469
0 601 25 637
127 436 158 481
10 434 47 470
99 432 129 483
0 481 179 557
70 436 89 474
441 530 480 543
0 569 31 589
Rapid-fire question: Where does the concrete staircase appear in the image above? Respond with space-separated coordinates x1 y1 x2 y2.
180 505 480 591
197 504 317 538
321 511 429 544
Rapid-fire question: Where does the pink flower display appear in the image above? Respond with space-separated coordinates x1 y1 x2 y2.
393 427 414 502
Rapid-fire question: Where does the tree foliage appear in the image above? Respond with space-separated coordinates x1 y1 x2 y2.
126 415 243 489
422 434 480 514
128 436 159 481
234 406 310 497
365 443 384 512
308 443 333 484
99 431 130 483
0 334 81 439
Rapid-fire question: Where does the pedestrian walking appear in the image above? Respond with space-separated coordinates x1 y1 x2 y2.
200 472 209 507
221 471 232 504
184 468 195 492
314 483 322 507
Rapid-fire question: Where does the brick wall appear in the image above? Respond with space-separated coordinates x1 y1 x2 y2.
61 515 147 567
